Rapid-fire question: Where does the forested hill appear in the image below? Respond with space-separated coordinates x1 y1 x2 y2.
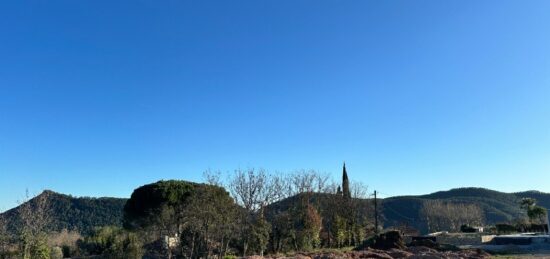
382 187 550 233
2 186 549 237
514 190 550 208
0 190 127 235
266 187 550 235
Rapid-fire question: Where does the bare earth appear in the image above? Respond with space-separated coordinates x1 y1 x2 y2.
247 247 490 259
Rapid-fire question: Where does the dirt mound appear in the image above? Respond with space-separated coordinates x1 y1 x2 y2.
371 231 406 250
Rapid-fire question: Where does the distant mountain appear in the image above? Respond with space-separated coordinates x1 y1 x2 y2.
266 187 550 235
0 190 127 235
383 187 550 233
1 186 548 237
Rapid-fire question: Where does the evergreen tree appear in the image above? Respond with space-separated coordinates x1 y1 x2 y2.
251 210 271 256
294 202 322 251
331 215 346 248
342 163 351 200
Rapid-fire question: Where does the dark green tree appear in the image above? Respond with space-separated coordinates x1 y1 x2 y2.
528 206 548 224
79 226 143 259
269 212 294 253
123 180 196 233
342 163 351 200
228 169 273 256
521 198 548 224
291 200 322 251
330 215 346 248
249 210 271 256
181 184 239 259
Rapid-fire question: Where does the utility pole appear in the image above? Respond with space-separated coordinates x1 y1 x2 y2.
546 208 549 234
374 190 379 234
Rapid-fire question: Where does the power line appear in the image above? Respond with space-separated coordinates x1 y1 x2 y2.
383 203 417 222
372 189 417 222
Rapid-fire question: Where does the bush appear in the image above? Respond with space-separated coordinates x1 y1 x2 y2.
61 245 78 258
31 235 51 259
369 231 405 250
79 226 143 259
495 224 517 234
460 225 476 233
50 246 63 259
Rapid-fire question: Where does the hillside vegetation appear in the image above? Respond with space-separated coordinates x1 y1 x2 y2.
383 187 550 233
0 190 126 236
1 176 548 258
1 187 548 237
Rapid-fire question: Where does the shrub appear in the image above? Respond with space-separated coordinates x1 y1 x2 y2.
495 224 517 234
460 225 476 233
50 246 63 259
79 226 143 259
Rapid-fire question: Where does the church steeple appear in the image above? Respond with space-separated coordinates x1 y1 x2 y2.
342 162 351 199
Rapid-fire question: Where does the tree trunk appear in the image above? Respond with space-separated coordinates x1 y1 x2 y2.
243 235 249 257
190 233 196 259
219 236 225 259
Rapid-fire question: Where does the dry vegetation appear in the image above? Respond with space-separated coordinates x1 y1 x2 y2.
421 200 485 233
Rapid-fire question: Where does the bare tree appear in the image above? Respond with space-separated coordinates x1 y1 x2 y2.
203 169 224 187
289 170 330 195
421 200 484 233
323 179 340 195
228 168 272 256
203 166 375 251
206 168 345 205
266 173 292 204
18 190 52 259
314 172 330 194
19 190 51 235
350 181 369 199
229 168 272 212
0 216 9 256
181 185 238 259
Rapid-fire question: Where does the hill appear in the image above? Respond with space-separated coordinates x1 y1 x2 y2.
383 187 550 233
266 187 550 235
1 186 548 237
514 190 550 208
0 190 127 235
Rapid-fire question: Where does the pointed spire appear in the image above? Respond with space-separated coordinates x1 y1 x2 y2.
342 162 351 200
343 162 348 181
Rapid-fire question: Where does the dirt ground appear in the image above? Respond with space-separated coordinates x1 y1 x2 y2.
248 246 490 258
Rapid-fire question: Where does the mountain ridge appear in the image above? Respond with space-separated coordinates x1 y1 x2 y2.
0 190 127 235
382 187 550 233
1 186 548 236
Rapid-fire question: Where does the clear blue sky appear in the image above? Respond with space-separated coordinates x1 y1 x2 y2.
1 1 549 211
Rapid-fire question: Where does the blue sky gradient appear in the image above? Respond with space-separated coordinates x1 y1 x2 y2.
1 1 549 210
